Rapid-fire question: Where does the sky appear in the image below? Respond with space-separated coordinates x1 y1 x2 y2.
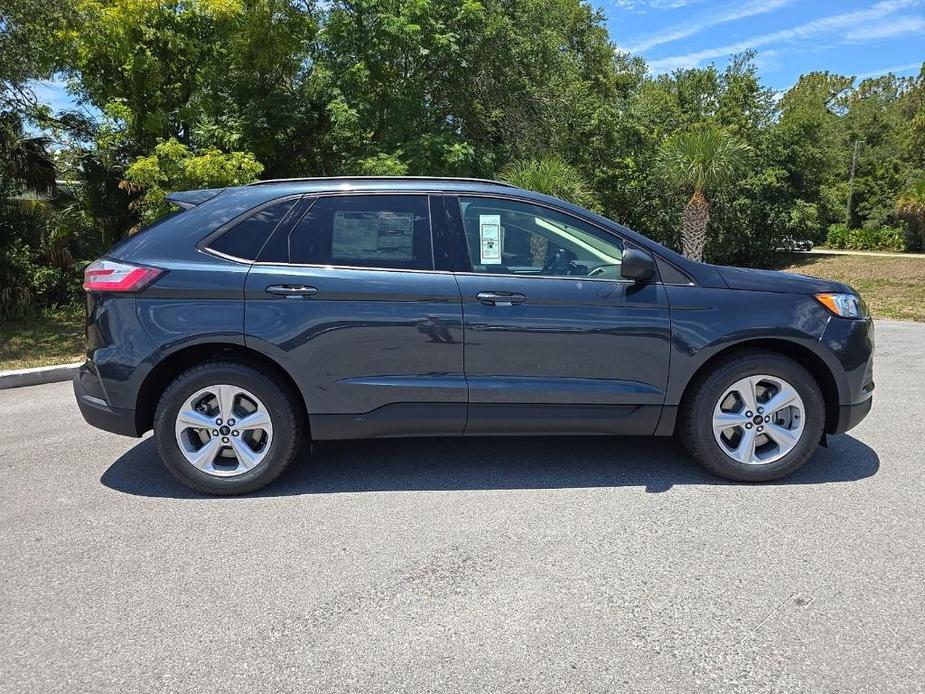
29 0 925 116
605 0 924 89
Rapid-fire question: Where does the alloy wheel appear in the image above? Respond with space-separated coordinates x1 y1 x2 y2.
712 374 805 465
174 384 273 477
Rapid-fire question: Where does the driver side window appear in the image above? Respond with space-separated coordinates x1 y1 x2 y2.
457 196 624 278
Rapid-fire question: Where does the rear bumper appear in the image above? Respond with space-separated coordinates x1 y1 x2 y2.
73 370 140 437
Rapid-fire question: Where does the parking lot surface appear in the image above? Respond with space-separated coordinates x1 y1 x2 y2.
1 320 923 693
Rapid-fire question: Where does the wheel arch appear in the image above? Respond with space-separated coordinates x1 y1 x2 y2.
134 342 307 435
678 338 842 434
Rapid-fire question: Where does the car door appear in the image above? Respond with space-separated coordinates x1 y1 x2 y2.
243 193 467 439
446 194 671 435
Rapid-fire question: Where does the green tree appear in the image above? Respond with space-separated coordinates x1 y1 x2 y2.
500 157 597 209
659 124 751 261
896 178 925 251
0 113 56 195
123 138 263 226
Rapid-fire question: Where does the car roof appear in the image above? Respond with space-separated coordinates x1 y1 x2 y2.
241 176 521 196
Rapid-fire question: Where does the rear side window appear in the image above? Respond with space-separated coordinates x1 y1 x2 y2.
208 200 296 260
288 195 433 270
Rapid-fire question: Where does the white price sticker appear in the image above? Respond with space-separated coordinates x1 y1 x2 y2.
479 214 502 265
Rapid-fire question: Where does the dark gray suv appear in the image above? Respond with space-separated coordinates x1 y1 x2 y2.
74 177 874 494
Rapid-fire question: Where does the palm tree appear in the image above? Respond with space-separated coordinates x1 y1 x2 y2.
896 178 925 251
500 157 599 265
0 112 56 195
658 124 750 262
500 157 597 210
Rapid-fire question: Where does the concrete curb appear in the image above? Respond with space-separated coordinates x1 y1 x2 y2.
0 362 82 390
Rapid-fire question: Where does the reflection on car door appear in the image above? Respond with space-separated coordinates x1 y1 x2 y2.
446 195 671 435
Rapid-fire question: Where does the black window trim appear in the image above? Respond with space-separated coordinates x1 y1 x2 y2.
253 191 441 274
201 188 696 285
444 192 697 287
198 194 305 264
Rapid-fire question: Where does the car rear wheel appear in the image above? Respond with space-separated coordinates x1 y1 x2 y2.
679 351 825 482
154 361 303 495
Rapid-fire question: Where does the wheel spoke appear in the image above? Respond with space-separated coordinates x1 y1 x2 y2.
738 377 759 414
236 409 271 431
713 411 746 432
730 427 758 464
230 437 260 471
765 422 800 450
188 437 222 470
215 385 238 421
176 409 215 430
763 384 799 415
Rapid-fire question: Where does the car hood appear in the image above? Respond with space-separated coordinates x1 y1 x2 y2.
715 265 852 294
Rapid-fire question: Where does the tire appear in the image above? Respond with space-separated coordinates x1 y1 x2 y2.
679 350 825 482
153 360 304 495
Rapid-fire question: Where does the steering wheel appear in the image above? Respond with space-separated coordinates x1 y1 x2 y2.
541 247 578 275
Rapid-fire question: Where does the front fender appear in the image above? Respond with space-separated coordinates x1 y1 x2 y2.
664 286 848 406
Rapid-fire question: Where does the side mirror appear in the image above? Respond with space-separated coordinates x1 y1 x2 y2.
620 248 656 282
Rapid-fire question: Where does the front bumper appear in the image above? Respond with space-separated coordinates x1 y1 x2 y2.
821 315 875 434
73 370 140 437
834 397 873 434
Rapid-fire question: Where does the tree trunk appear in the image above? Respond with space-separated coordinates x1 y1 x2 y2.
681 190 710 262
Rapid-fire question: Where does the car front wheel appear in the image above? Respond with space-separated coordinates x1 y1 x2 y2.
154 361 303 495
679 351 825 482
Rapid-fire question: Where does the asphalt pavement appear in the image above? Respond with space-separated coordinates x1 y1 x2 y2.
1 320 923 693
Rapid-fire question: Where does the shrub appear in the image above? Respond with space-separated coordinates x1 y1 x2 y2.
826 224 905 251
825 224 849 249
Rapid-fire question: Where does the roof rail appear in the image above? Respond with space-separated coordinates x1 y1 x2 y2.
247 175 518 188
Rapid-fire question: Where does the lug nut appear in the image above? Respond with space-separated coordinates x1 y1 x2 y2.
212 429 219 436
745 423 753 429
232 430 239 437
757 425 764 432
222 436 229 443
765 416 771 422
745 411 753 417
757 407 764 414
216 418 223 425
228 419 235 425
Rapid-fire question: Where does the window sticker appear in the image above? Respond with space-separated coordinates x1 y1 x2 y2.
331 211 414 261
479 214 502 265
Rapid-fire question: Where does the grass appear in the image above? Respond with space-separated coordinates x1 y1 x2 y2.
779 252 925 322
0 308 85 371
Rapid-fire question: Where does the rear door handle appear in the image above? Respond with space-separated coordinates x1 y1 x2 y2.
476 291 526 307
266 284 318 298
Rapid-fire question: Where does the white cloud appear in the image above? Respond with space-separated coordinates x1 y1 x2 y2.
853 61 924 79
613 0 699 9
843 15 925 40
622 0 795 53
647 0 919 72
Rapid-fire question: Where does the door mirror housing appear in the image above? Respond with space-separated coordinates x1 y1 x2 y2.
620 248 656 282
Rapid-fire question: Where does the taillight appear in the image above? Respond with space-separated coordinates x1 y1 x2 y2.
83 259 164 292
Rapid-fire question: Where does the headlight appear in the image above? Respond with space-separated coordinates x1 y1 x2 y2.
814 293 867 318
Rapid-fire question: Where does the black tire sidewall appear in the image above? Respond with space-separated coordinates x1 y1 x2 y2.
154 362 300 494
685 353 825 482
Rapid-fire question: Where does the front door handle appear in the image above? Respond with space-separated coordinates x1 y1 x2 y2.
266 284 318 298
476 291 526 307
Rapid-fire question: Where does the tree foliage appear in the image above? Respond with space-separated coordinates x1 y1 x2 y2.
123 138 264 225
500 157 598 210
1 0 924 312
